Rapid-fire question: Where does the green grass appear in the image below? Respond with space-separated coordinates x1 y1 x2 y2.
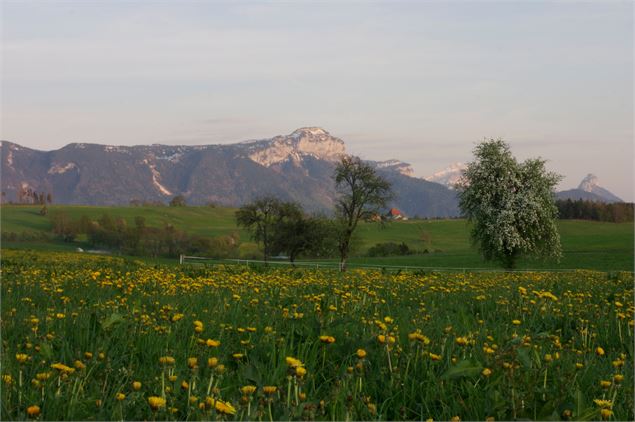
1 205 633 271
1 249 633 421
1 205 244 238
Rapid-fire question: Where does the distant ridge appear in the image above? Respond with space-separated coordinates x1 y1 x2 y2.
557 174 623 203
0 128 460 217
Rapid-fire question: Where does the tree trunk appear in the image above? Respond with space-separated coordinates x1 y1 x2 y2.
339 257 347 272
503 250 518 271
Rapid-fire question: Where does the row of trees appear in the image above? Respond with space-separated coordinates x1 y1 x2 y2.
236 198 338 264
556 199 633 223
239 141 565 270
236 157 392 270
50 212 239 258
1 189 52 205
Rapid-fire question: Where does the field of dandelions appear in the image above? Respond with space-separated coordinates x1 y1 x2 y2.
1 249 633 421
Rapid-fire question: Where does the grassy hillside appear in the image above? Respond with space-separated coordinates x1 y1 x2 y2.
1 205 633 271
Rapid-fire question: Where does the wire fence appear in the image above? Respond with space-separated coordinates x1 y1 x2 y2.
179 255 630 274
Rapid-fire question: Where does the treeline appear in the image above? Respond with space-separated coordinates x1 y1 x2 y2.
556 199 633 223
1 189 52 205
49 212 239 258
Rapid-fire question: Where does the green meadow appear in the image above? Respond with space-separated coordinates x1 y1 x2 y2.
1 205 633 271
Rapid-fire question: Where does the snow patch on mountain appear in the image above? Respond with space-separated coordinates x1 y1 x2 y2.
374 159 415 177
425 163 467 188
48 162 78 175
142 159 172 196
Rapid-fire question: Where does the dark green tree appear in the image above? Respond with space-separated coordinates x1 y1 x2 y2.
333 156 392 271
457 139 562 269
235 196 301 264
169 195 186 207
271 215 338 264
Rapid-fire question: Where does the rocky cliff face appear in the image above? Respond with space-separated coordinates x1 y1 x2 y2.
1 128 461 217
245 127 346 168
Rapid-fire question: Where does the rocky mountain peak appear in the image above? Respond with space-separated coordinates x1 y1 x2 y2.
425 162 467 189
290 127 329 138
247 127 346 167
578 174 599 192
374 159 415 177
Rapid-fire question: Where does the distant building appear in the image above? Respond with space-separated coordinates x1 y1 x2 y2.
367 213 383 222
386 208 407 221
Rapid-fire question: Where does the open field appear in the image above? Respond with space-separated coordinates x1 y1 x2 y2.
2 249 633 421
1 205 633 271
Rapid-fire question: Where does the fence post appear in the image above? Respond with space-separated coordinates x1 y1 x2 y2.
179 254 183 265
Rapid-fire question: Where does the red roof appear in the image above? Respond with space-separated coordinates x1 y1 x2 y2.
389 208 402 216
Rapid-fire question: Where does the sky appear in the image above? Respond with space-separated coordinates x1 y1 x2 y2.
1 1 633 200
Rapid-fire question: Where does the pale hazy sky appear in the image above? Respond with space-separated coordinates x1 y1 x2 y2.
1 1 633 200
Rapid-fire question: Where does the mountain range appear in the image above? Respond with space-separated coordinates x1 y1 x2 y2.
0 128 623 217
0 128 460 217
424 163 623 204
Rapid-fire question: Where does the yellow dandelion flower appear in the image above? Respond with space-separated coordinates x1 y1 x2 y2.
206 339 221 347
159 356 175 366
26 405 41 418
319 335 336 344
455 337 468 346
285 356 303 368
593 399 613 409
356 349 367 359
205 397 236 415
240 385 257 395
148 396 166 411
50 363 75 374
263 386 277 394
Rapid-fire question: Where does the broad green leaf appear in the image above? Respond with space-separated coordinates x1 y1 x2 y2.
101 312 124 330
441 359 483 379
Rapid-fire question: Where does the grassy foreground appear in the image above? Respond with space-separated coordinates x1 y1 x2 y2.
1 205 633 271
1 249 633 420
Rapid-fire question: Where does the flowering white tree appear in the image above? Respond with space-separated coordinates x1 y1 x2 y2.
456 139 562 269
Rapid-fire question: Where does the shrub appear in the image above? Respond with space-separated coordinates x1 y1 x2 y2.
366 242 413 257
